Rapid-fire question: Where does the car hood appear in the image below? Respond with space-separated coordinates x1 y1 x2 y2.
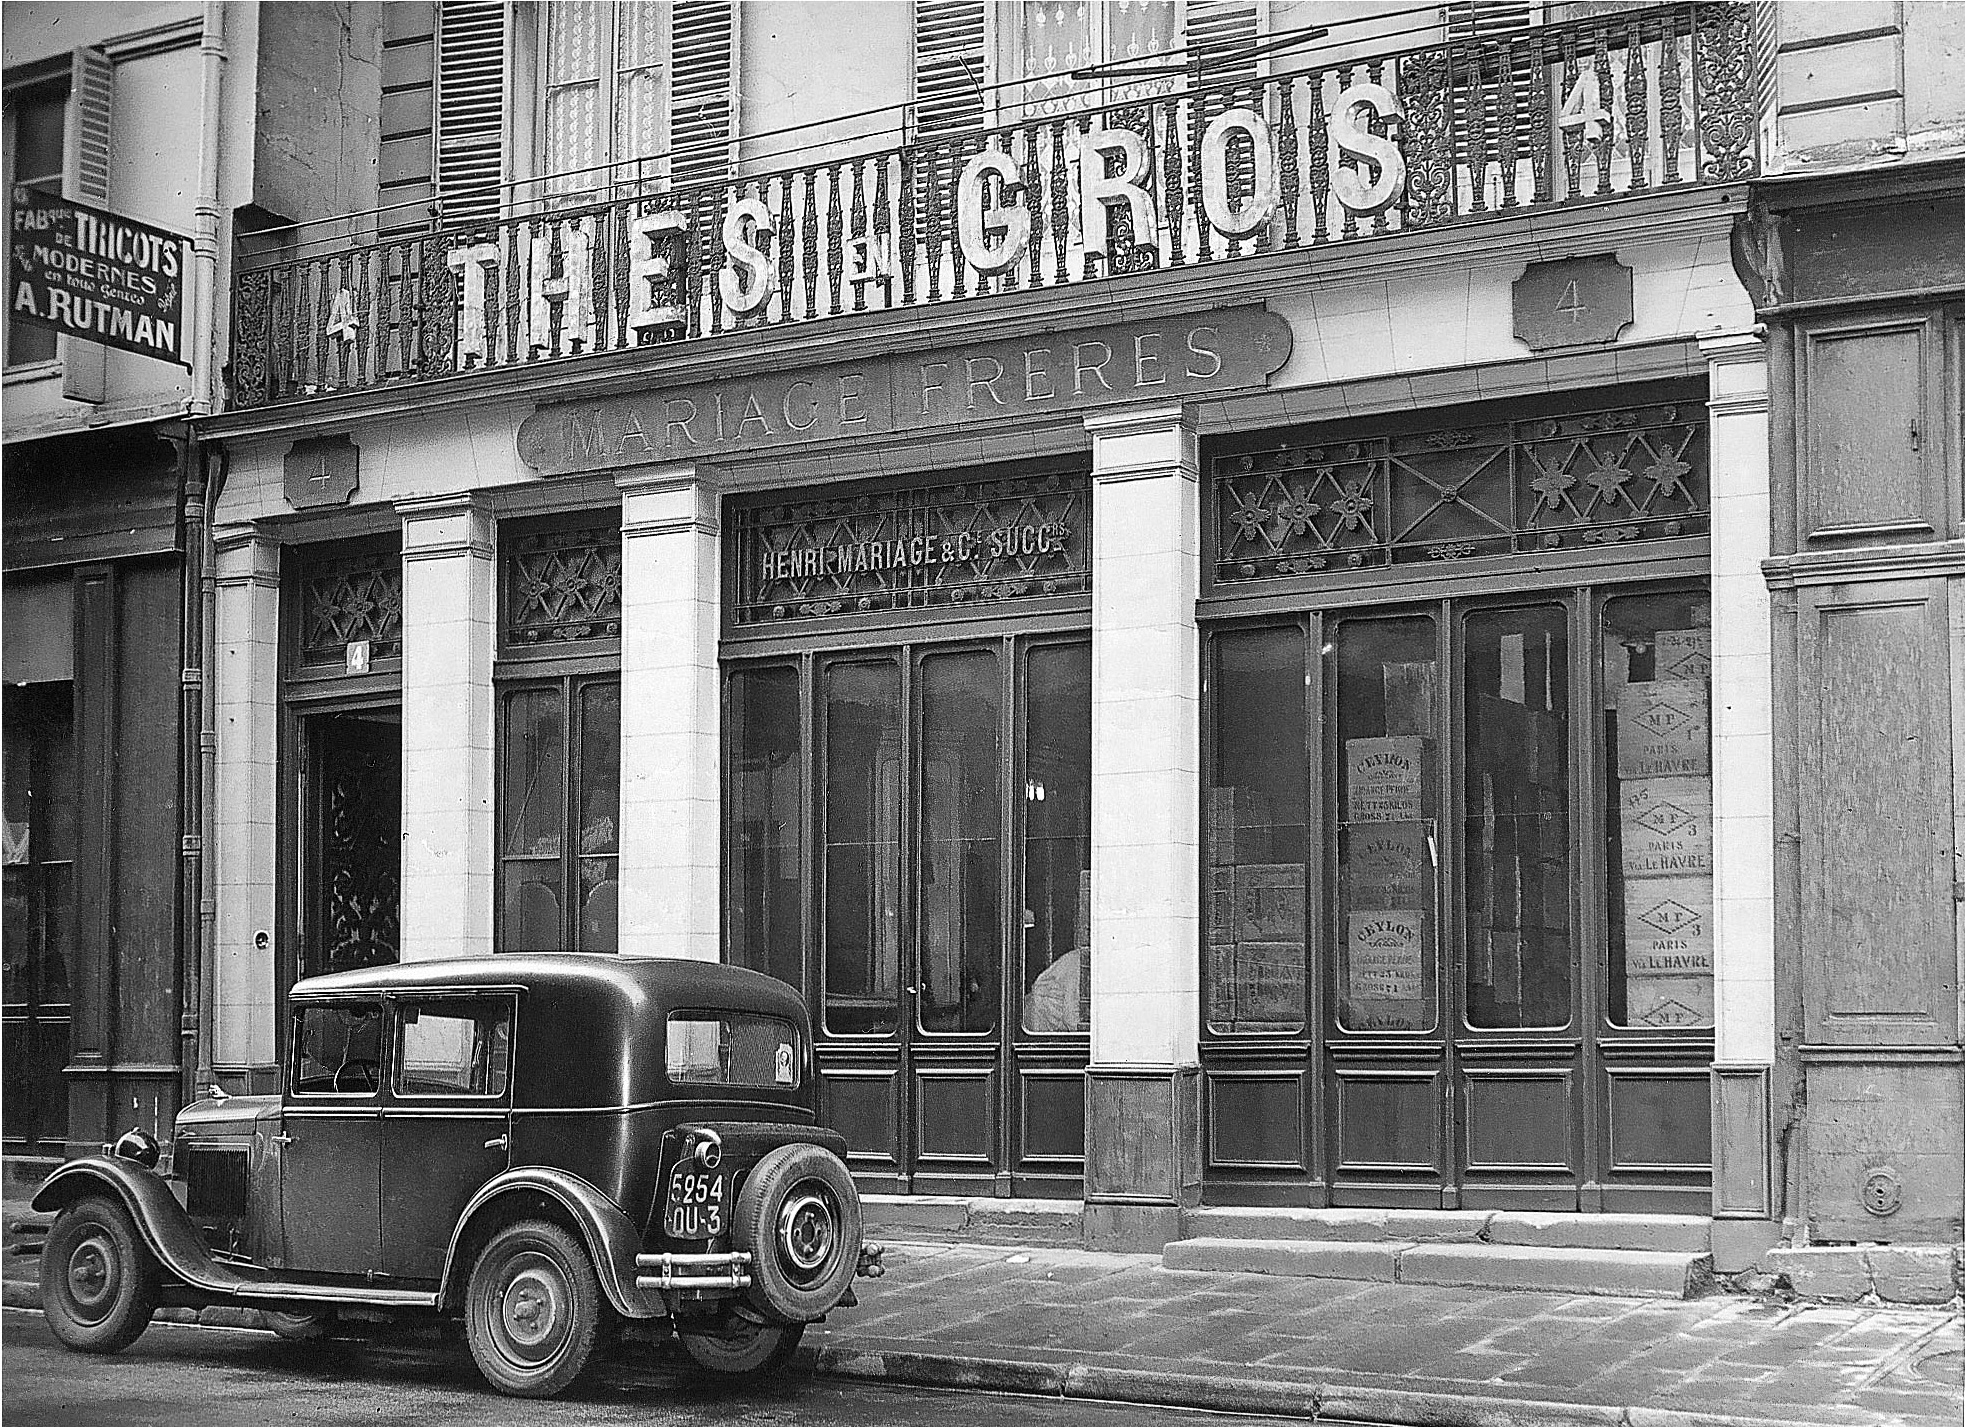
176 1093 281 1133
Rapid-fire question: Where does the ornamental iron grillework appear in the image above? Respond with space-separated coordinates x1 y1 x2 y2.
299 550 403 667
1212 399 1707 581
504 525 625 644
228 3 1756 409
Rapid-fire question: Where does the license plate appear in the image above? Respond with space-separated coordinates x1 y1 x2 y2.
664 1166 726 1240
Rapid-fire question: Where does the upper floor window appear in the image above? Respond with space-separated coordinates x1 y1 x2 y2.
1011 1 1179 117
3 77 67 367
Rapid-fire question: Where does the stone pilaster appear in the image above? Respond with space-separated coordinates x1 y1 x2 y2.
616 466 721 961
211 532 281 1076
398 495 496 961
1703 331 1778 1251
1083 404 1203 1249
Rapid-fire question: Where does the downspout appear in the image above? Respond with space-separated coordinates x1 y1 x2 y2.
192 0 228 1090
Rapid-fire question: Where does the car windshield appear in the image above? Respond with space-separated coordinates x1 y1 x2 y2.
666 1011 801 1090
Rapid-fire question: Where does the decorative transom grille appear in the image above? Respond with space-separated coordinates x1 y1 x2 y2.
731 471 1090 625
1211 398 1707 583
504 524 623 645
300 551 403 667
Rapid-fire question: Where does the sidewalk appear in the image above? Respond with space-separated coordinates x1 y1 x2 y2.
6 1212 1960 1427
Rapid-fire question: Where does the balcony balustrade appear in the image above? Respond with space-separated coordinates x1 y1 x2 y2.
228 2 1754 411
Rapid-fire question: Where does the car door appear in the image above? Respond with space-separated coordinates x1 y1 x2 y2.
379 992 516 1282
280 998 384 1275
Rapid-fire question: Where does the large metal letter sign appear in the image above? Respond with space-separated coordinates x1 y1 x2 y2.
1079 128 1160 263
1201 108 1278 238
1330 83 1406 218
957 150 1031 274
719 196 777 316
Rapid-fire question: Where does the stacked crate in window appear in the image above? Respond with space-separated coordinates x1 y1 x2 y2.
1208 788 1305 1034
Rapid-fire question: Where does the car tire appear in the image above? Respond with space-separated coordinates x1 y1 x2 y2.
676 1318 806 1376
264 1308 334 1341
732 1144 861 1324
39 1194 161 1354
463 1219 603 1398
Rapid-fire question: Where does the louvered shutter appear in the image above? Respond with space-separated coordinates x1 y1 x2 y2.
1185 0 1264 92
913 0 986 144
668 0 736 188
436 0 507 228
1446 0 1533 178
62 45 112 402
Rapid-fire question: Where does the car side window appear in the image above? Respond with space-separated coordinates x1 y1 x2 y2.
291 1002 385 1096
394 997 513 1098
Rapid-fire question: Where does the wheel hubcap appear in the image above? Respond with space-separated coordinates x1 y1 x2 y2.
66 1234 119 1319
778 1187 837 1280
496 1255 568 1363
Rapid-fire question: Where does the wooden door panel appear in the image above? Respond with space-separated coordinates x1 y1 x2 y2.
1797 313 1940 542
1604 1068 1709 1172
1206 1069 1308 1172
817 1060 901 1177
1333 1067 1441 1176
1462 1069 1574 1174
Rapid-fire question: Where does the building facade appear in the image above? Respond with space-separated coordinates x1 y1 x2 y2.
185 0 1961 1262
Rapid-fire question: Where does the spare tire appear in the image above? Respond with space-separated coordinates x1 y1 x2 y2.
732 1143 861 1324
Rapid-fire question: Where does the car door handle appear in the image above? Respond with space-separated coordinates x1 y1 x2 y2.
271 1133 296 1147
484 1135 508 1151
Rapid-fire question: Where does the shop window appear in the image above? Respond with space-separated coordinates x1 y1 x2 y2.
2 682 75 1152
820 659 903 1035
1204 585 1709 1037
498 678 619 953
1020 643 1091 1034
1208 626 1309 1035
1603 590 1712 1030
726 665 803 991
919 650 1001 1035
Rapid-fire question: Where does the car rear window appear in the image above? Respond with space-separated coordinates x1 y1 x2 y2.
666 1012 801 1090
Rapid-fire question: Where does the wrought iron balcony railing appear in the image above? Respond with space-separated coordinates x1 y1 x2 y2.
228 2 1753 412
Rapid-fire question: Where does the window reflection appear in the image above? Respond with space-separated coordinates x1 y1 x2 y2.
727 666 804 991
1021 645 1091 1034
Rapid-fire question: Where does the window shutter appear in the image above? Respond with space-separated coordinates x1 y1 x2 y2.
436 0 507 227
62 45 112 402
1185 0 1264 91
1445 0 1534 177
912 0 986 145
668 0 736 188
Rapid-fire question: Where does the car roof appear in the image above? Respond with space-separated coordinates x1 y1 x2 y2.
289 955 810 1110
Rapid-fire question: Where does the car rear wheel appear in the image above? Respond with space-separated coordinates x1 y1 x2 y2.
463 1219 602 1398
40 1195 160 1354
676 1318 806 1376
732 1143 862 1324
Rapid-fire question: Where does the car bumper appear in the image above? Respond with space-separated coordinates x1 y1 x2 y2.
632 1241 886 1294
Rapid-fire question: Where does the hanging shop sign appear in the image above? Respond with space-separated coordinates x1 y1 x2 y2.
518 306 1290 476
8 187 191 367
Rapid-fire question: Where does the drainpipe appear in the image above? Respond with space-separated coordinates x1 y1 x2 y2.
191 1 228 1091
189 0 226 418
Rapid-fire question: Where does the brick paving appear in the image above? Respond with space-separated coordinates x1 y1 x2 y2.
810 1241 1964 1426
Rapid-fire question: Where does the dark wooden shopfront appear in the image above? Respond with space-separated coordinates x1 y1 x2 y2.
721 466 1093 1197
1199 381 1717 1214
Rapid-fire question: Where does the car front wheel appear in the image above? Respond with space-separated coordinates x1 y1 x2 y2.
676 1318 805 1376
463 1219 602 1398
40 1195 161 1353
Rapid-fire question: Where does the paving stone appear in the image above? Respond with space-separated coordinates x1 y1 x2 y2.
1865 1247 1960 1305
1765 1247 1871 1302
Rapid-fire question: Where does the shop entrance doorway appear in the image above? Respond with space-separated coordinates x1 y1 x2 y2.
725 636 1091 1197
1204 590 1714 1214
298 709 402 980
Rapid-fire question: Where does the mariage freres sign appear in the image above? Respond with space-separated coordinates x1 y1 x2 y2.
517 307 1291 475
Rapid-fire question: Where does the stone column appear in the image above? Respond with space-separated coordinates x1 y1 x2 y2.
1703 331 1778 1263
398 495 497 961
616 466 721 961
1082 404 1203 1250
211 532 281 1081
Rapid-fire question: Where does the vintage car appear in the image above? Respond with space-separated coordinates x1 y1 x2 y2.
31 955 883 1397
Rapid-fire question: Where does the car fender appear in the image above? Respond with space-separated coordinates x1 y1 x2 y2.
440 1166 662 1319
31 1157 248 1298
